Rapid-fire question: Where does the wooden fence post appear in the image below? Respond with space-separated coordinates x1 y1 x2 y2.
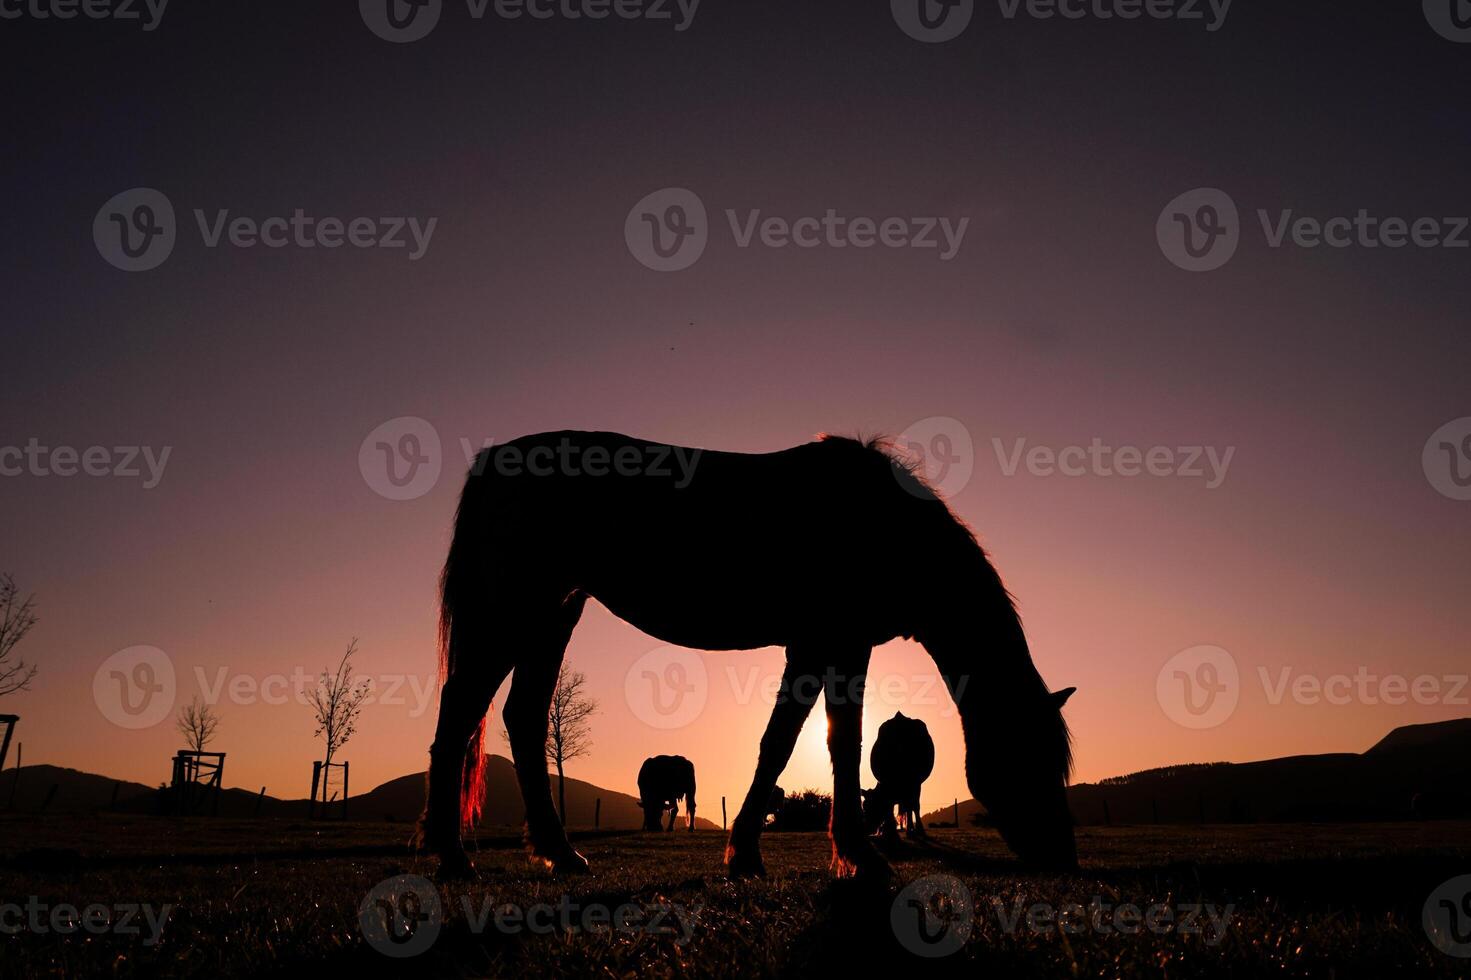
5 744 20 810
4 741 19 806
953 798 959 828
722 796 727 831
342 761 350 821
309 762 322 820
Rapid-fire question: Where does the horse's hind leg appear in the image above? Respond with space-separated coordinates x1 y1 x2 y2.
421 618 514 879
826 648 890 881
504 590 588 873
725 654 818 878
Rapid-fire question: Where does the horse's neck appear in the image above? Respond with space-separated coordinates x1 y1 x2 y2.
919 565 1045 700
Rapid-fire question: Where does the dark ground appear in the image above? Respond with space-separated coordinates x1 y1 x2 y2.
1 814 1468 977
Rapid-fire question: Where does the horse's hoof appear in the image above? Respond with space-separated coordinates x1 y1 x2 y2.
854 855 894 885
435 852 475 882
726 851 766 879
541 849 591 875
834 843 892 884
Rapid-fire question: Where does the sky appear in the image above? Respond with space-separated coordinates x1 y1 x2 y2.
1 1 1468 820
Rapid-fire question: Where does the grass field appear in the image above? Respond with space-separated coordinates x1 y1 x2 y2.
2 814 1469 977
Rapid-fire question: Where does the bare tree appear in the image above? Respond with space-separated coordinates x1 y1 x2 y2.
0 574 38 697
498 662 598 824
547 664 598 825
307 639 372 773
175 696 220 753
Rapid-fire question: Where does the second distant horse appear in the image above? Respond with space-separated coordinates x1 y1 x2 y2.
637 755 697 832
864 711 935 839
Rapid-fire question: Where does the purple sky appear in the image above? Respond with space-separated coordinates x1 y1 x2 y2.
1 1 1468 814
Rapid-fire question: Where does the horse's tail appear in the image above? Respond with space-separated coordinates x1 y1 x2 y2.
440 479 489 831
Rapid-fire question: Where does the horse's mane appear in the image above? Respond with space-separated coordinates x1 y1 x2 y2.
817 432 994 576
817 433 1074 782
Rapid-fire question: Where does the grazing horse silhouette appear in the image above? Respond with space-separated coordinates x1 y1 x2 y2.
766 785 786 824
863 712 935 839
417 430 1078 880
637 755 697 831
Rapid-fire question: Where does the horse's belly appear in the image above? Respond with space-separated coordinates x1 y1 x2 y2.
589 575 794 651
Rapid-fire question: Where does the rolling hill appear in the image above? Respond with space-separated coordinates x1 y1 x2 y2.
923 717 1471 827
1 754 719 829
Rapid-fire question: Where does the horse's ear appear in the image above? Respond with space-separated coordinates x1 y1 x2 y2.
1051 686 1077 708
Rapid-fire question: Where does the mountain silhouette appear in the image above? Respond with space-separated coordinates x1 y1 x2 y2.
1 754 720 829
925 718 1471 826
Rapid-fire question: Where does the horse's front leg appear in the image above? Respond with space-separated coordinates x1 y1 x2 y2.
826 650 890 881
725 655 818 878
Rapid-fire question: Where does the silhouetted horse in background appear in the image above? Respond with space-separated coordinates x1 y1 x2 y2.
863 712 935 839
637 755 697 831
766 785 786 825
418 430 1078 880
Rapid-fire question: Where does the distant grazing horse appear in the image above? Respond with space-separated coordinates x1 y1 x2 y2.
417 430 1077 880
637 755 697 831
863 712 935 839
766 785 786 824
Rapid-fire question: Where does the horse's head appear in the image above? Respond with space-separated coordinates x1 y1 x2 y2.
637 799 666 832
962 684 1078 870
860 786 888 832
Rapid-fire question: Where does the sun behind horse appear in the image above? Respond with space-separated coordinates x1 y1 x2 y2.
416 430 1078 880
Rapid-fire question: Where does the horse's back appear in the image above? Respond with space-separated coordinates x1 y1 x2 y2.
461 431 933 649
